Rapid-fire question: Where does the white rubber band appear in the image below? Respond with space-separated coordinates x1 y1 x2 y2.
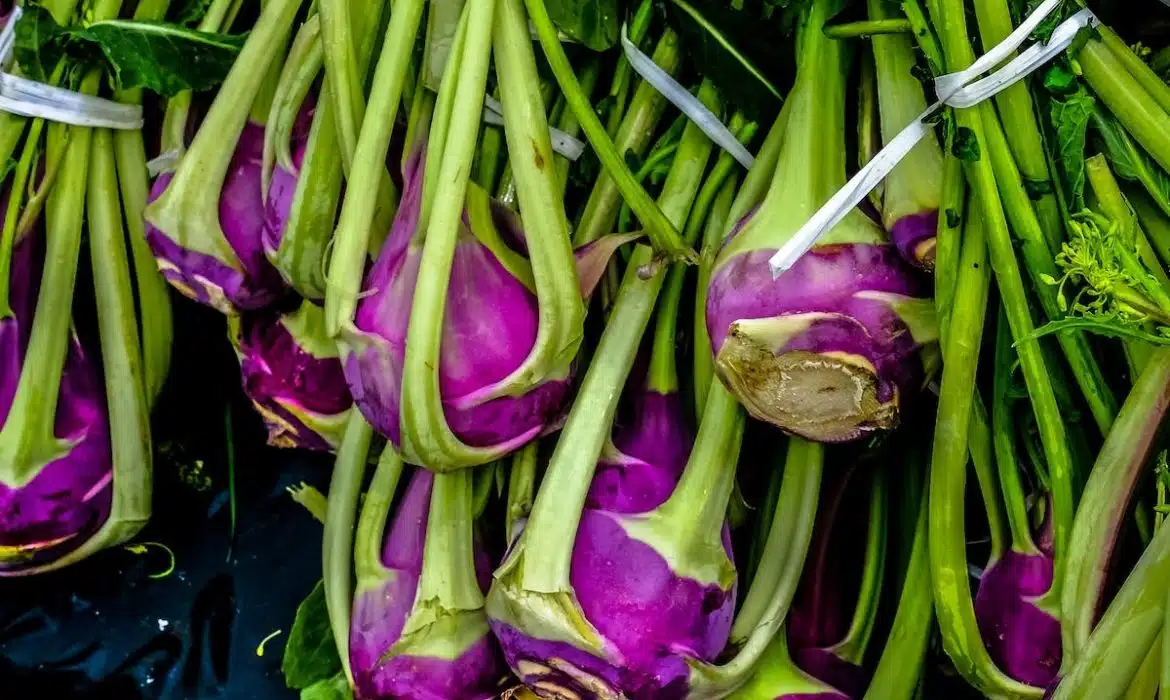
483 94 587 162
0 7 144 130
619 23 755 169
767 2 1098 277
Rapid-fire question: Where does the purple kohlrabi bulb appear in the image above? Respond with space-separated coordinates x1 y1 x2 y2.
232 299 352 451
973 548 1061 687
350 467 504 699
587 390 692 513
707 239 931 443
343 151 570 452
0 231 112 573
146 120 289 315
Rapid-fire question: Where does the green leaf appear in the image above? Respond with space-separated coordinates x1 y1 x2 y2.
661 0 786 121
301 673 353 700
13 5 71 83
282 580 343 690
1091 107 1170 217
1050 88 1095 208
1026 317 1170 347
546 0 619 51
71 20 246 96
952 126 981 162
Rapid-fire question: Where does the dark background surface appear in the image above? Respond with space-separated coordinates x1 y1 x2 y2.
0 297 328 700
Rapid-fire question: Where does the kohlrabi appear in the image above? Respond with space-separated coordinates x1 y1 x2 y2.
229 299 352 452
329 0 589 472
705 0 936 444
145 0 298 315
349 456 506 699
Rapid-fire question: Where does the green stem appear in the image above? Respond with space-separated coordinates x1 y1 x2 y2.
934 154 965 331
973 0 1064 252
573 31 682 247
353 446 406 584
318 0 389 172
414 470 483 610
970 393 1008 563
322 413 375 684
1086 156 1170 296
0 117 42 318
518 119 715 591
834 469 888 664
506 442 538 545
553 60 599 194
936 0 1075 612
1052 519 1170 699
864 471 932 700
1060 348 1170 666
324 0 426 336
693 175 737 415
693 431 822 694
900 0 944 75
1124 636 1162 700
0 71 100 489
1081 38 1170 176
982 100 1117 435
824 18 911 38
1130 187 1170 272
928 197 1036 697
994 309 1040 554
160 0 241 153
1099 26 1170 117
525 2 693 262
604 0 655 137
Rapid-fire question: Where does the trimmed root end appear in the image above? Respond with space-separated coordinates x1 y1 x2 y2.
715 330 897 442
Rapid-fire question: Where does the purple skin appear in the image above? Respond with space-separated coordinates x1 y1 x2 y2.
350 468 504 700
973 549 1061 687
233 307 352 451
588 390 691 514
262 104 317 261
146 120 289 315
344 151 570 451
706 241 928 443
0 233 112 573
491 512 736 699
889 211 938 272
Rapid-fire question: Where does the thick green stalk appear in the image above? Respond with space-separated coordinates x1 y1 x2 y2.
1052 520 1170 699
145 0 305 277
1130 188 1170 271
1124 637 1161 700
693 177 737 414
993 310 1040 554
604 0 655 137
972 0 1063 252
525 1 693 262
352 446 406 591
1081 39 1170 175
934 153 966 325
112 0 172 406
864 474 932 700
160 0 242 153
506 442 538 545
981 108 1117 434
928 199 1036 697
54 128 154 571
324 0 426 336
507 113 715 592
835 470 888 665
824 18 911 38
935 0 1074 610
573 32 681 246
322 413 376 683
1099 26 1170 117
1061 349 1170 666
0 73 99 489
553 60 599 193
0 117 43 319
692 431 822 695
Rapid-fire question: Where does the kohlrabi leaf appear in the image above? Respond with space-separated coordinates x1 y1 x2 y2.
952 125 981 161
547 0 619 51
13 7 243 96
13 5 71 83
661 0 786 120
1092 107 1170 216
281 580 343 690
71 20 246 96
301 673 353 700
1050 87 1095 207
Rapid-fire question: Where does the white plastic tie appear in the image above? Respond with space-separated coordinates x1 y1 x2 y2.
483 94 587 162
767 0 1099 277
620 23 755 169
0 8 144 130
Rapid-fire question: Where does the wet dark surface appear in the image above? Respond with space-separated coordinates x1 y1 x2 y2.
0 297 330 699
